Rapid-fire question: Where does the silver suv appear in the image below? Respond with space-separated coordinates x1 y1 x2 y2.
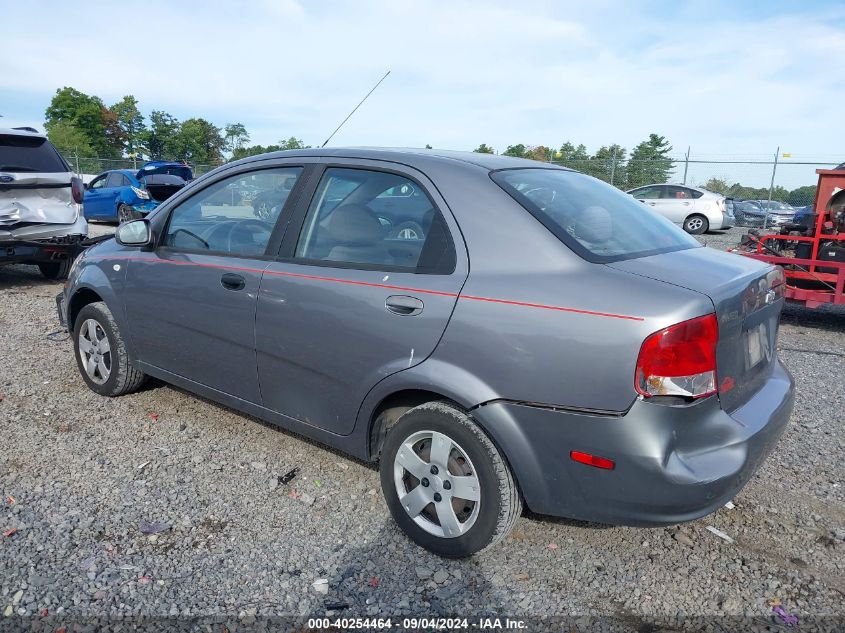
0 127 87 278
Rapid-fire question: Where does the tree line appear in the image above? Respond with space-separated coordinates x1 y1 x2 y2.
44 87 309 167
41 87 816 203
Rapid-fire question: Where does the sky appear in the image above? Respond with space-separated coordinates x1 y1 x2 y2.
1 0 844 187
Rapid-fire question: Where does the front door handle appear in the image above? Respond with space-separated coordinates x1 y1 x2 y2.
386 295 424 316
648 201 656 206
221 272 246 291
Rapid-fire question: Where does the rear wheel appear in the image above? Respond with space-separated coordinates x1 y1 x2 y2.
117 204 136 223
73 301 147 396
684 214 709 234
38 259 72 280
379 402 522 557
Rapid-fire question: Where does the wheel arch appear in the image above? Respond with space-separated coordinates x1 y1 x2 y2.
68 287 104 331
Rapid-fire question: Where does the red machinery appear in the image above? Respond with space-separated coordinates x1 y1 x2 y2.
735 166 845 308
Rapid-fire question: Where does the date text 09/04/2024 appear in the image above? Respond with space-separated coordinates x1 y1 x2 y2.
306 617 527 630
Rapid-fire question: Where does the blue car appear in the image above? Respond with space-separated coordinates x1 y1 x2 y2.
83 161 193 223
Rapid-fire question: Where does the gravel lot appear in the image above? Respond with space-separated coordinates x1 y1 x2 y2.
1 225 843 628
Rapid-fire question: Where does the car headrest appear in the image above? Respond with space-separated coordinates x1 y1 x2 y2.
327 204 384 245
573 205 613 243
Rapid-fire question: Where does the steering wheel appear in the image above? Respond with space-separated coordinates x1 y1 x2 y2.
224 219 274 253
523 187 556 210
389 221 426 240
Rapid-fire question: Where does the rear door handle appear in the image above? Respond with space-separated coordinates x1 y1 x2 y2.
385 295 424 316
221 272 246 291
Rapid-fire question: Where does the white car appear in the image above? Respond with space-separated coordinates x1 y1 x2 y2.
626 184 734 234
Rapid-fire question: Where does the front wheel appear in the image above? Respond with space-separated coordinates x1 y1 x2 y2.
73 301 147 397
683 214 709 234
117 204 137 224
379 402 522 557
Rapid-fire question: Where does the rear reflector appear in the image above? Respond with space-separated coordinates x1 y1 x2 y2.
570 451 615 470
71 177 84 204
635 313 718 399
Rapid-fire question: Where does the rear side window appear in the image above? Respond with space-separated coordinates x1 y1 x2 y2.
492 168 700 263
0 134 68 173
294 167 455 273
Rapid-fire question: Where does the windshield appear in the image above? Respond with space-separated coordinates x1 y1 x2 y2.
762 201 791 211
491 168 700 263
0 134 68 173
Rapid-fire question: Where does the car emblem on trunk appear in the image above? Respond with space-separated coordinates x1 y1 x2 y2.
764 289 776 304
0 174 15 183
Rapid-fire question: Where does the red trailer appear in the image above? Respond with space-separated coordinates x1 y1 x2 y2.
734 166 845 308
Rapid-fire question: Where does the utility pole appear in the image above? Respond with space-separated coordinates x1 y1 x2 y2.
682 146 690 185
764 146 780 230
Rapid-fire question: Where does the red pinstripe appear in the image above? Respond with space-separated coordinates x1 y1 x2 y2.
102 256 645 321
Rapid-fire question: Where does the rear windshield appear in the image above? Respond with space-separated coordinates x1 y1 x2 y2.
0 134 68 173
137 164 193 181
491 168 700 263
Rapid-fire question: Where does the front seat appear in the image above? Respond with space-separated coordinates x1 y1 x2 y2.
326 203 392 266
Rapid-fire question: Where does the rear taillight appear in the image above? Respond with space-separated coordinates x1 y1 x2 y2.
635 313 718 399
71 177 84 204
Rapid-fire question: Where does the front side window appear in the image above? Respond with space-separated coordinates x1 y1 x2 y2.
88 176 107 190
163 167 302 256
295 167 455 272
492 168 700 263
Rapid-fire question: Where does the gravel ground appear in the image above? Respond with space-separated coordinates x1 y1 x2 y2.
1 226 843 628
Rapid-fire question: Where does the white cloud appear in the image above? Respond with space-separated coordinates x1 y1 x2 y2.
1 0 843 169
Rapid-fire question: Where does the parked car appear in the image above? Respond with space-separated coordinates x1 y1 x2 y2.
753 200 795 228
84 161 193 223
792 204 814 224
626 184 733 234
59 148 794 557
0 127 87 279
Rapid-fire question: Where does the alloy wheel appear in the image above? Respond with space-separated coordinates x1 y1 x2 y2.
393 430 481 538
78 318 112 384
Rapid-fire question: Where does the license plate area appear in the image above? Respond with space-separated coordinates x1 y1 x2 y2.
745 322 769 369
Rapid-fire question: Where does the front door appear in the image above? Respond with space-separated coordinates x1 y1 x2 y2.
255 164 467 434
83 174 115 219
123 165 305 403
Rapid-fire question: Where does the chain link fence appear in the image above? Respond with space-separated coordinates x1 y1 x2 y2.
62 151 840 209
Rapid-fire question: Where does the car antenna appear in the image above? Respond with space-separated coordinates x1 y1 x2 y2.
321 70 390 148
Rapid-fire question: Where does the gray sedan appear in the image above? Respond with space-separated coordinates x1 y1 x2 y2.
58 148 794 557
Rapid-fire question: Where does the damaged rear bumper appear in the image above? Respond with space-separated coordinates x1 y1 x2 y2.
1 236 87 266
472 358 794 525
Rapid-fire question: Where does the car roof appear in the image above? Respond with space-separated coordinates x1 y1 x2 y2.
232 147 571 172
0 127 46 139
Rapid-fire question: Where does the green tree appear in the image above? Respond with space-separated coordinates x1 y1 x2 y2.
524 145 552 162
425 144 433 149
44 87 123 158
45 121 94 169
111 96 146 158
473 143 495 154
173 118 225 165
223 123 250 157
231 144 281 160
556 142 589 161
142 111 180 160
627 134 674 188
703 177 729 195
786 185 816 206
581 144 627 185
503 144 527 158
278 136 309 150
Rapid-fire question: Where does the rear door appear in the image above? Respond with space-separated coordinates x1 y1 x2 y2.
661 186 695 223
123 164 306 403
255 160 468 435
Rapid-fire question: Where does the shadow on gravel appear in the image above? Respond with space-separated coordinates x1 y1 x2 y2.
781 303 845 332
0 265 62 289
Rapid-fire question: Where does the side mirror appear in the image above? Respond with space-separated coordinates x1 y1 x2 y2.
84 182 91 190
115 219 152 247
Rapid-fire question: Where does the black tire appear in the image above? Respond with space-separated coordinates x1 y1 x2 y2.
38 259 72 280
117 204 137 224
73 301 147 397
683 214 709 234
379 402 522 557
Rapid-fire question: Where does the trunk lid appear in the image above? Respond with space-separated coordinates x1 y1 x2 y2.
608 246 783 411
0 173 77 227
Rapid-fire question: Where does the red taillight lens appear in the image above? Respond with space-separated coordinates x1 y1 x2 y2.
71 177 85 204
635 313 718 399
